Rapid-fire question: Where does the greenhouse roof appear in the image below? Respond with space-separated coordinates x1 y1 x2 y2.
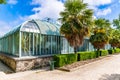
0 18 61 38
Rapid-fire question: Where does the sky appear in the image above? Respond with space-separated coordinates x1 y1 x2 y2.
0 0 120 36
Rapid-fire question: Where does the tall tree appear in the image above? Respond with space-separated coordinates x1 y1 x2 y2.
59 0 93 53
0 0 6 4
111 14 120 48
113 14 120 29
109 29 120 49
90 18 110 51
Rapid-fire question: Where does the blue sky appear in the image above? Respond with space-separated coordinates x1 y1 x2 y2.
0 0 120 36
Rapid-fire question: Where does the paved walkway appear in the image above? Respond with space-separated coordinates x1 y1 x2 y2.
1 54 120 80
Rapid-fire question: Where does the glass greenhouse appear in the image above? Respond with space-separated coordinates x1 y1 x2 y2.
0 19 74 57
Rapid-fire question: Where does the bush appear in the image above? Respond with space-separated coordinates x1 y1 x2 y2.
96 50 108 57
108 49 115 54
108 48 120 54
77 51 96 61
101 50 108 56
53 54 77 67
114 48 120 53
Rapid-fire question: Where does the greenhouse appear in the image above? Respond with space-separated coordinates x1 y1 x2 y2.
0 19 74 57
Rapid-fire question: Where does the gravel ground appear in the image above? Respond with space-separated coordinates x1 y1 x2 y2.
2 54 120 80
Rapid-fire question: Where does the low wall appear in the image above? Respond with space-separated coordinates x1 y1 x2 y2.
0 54 16 71
0 53 53 72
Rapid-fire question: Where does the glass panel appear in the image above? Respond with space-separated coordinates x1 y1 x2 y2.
21 32 30 56
45 35 51 55
34 33 39 55
14 32 19 56
51 36 57 54
61 37 68 53
29 33 33 55
21 21 39 33
41 35 45 55
57 36 61 54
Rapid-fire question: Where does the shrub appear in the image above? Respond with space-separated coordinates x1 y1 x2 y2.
53 54 77 67
108 49 115 54
114 48 120 53
101 50 108 56
108 48 120 54
95 51 101 57
77 51 96 61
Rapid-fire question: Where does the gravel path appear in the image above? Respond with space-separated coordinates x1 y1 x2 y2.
2 54 120 80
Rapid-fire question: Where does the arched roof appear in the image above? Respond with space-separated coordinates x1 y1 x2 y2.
0 19 61 38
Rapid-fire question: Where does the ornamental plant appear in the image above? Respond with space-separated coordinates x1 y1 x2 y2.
90 18 110 51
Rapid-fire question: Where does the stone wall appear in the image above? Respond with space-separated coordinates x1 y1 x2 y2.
16 56 53 72
0 54 16 71
0 53 53 72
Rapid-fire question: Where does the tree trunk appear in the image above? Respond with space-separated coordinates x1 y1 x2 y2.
74 46 77 54
96 48 100 57
97 48 100 51
113 47 115 50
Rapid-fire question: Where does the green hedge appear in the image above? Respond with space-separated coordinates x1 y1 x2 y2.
114 48 120 53
108 48 120 54
77 50 108 61
77 51 96 61
101 50 108 56
53 48 120 67
53 54 77 67
108 49 115 54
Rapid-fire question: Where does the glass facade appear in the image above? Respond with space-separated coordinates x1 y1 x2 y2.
0 32 19 56
0 19 74 57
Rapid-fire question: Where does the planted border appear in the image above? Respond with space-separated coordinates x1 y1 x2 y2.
54 48 120 68
54 54 77 67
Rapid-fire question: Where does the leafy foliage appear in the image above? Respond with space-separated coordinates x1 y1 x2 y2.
90 18 110 50
54 54 77 67
0 0 6 4
59 0 93 53
77 51 96 61
109 29 120 48
113 14 120 29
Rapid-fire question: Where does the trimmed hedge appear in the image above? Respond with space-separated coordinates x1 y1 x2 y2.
101 50 108 56
77 51 96 61
53 54 77 67
54 48 120 68
78 50 108 61
108 49 115 54
108 48 120 54
114 48 120 53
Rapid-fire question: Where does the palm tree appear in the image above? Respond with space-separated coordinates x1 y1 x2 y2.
94 18 111 31
0 0 6 4
59 0 93 53
113 14 120 29
111 14 120 48
109 29 120 49
90 18 110 51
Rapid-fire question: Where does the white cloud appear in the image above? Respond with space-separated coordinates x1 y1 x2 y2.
26 0 64 20
84 0 111 6
8 0 17 5
83 0 112 17
0 21 11 36
96 8 111 16
0 19 23 37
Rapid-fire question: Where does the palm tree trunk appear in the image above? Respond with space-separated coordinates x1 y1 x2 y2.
74 46 77 54
113 47 115 50
96 48 100 57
